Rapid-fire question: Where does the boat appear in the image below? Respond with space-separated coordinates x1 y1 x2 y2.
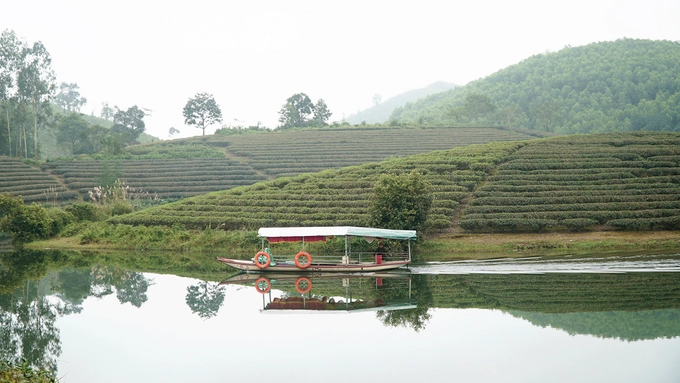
217 226 417 273
220 271 417 313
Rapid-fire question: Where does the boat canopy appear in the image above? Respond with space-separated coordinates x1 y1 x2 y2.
258 226 417 243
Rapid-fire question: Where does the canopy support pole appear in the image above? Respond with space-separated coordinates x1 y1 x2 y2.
408 239 412 262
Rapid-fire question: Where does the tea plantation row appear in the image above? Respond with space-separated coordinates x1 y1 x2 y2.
108 142 523 229
459 132 680 232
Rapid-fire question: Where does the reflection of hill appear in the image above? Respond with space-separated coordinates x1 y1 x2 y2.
507 309 680 341
425 273 680 313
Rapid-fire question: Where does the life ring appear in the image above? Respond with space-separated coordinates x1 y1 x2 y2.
295 277 313 294
254 251 271 269
254 277 271 294
294 251 312 269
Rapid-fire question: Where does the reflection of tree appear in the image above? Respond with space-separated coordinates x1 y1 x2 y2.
0 250 154 374
376 275 433 332
115 272 151 308
185 281 225 319
0 280 61 375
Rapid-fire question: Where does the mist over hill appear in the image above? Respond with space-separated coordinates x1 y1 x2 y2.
346 82 456 124
390 39 680 134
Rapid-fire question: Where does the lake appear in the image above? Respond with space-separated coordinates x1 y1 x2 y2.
1 250 680 383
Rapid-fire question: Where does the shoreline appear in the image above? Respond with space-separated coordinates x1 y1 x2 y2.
27 230 680 261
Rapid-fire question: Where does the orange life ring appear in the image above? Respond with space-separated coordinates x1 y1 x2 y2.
254 277 271 294
295 277 313 294
254 251 271 269
294 251 312 269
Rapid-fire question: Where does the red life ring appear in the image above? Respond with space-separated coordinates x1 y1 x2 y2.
294 251 312 269
295 277 313 294
254 251 271 269
254 277 271 294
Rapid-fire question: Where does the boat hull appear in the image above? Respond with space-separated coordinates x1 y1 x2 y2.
217 257 410 272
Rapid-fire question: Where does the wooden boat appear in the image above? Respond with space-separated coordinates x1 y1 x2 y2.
217 226 416 273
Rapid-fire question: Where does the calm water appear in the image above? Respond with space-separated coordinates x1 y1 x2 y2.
1 251 680 383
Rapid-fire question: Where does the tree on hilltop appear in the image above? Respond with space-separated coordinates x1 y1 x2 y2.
278 93 332 128
111 105 146 145
183 92 223 136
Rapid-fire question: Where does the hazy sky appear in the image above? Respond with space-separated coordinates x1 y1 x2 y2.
2 0 679 139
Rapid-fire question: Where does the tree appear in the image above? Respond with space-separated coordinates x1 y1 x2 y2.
112 105 146 145
463 93 496 123
168 126 180 139
56 112 89 155
0 29 24 157
533 100 562 132
17 40 56 160
495 105 527 128
369 170 432 233
182 92 222 136
372 93 382 106
278 93 314 128
100 101 114 120
312 98 332 125
55 82 87 112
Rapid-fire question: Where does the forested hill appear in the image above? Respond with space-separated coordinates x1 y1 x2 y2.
346 82 456 124
390 39 680 134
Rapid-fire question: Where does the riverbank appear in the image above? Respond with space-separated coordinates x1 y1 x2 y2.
420 230 680 260
28 227 680 261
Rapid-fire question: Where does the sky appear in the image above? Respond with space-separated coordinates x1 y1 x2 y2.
2 0 680 140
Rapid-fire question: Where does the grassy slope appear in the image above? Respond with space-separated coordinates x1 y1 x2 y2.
108 131 680 236
32 126 542 201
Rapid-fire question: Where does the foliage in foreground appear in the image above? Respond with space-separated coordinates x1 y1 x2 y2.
0 359 56 383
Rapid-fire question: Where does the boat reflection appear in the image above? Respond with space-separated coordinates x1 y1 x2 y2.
220 271 417 313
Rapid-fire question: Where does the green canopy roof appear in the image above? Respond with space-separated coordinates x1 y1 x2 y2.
258 226 417 241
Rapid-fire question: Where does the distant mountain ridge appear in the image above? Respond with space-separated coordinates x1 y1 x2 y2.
390 39 680 133
346 81 456 124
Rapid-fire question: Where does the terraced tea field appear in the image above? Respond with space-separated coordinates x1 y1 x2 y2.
460 132 680 232
41 158 267 200
0 156 78 204
205 126 545 177
110 132 680 233
109 142 524 229
34 126 544 201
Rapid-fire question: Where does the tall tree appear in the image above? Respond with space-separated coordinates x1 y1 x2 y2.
0 29 24 157
182 92 223 136
463 93 496 123
312 98 332 125
17 41 56 160
533 100 562 132
55 82 87 112
112 105 146 145
56 112 89 155
100 101 115 120
278 93 314 128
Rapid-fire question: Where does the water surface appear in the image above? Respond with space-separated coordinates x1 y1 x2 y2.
1 251 679 382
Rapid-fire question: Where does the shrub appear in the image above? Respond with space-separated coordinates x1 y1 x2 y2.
66 203 100 222
46 207 76 237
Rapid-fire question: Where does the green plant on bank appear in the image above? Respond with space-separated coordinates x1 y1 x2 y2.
0 359 57 383
0 194 53 248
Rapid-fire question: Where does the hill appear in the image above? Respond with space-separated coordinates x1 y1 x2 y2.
31 126 542 202
390 39 680 134
38 106 160 160
345 82 456 124
109 132 680 233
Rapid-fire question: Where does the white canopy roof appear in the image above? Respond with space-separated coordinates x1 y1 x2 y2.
258 226 417 240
